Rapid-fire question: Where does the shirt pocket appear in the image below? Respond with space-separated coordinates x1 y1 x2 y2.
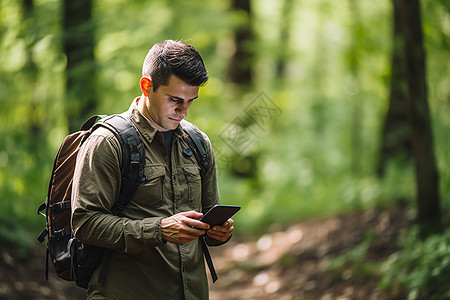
135 164 166 207
181 165 202 209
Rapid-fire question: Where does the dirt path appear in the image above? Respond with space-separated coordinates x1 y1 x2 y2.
0 207 409 299
209 206 409 300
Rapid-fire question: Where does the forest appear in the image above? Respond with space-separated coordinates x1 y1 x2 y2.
0 0 449 299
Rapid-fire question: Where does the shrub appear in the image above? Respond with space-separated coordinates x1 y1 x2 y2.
381 227 450 300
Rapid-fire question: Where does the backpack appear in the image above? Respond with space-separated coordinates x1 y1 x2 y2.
36 114 212 288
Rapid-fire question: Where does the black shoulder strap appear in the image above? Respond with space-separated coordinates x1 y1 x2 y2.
179 120 218 282
93 115 145 216
180 119 208 174
91 115 145 284
81 115 107 131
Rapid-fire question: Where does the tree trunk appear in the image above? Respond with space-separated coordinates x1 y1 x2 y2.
63 0 96 132
21 0 42 137
376 0 412 177
348 0 362 176
399 0 441 235
310 3 329 134
228 0 253 86
276 0 294 80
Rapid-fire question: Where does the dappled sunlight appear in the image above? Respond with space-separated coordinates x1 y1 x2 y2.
210 206 410 299
0 0 448 298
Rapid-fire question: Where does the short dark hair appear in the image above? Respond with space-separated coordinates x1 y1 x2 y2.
142 40 208 91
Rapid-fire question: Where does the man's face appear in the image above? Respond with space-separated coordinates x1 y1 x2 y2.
145 75 199 132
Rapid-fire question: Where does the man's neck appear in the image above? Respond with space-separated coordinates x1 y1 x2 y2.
136 96 168 132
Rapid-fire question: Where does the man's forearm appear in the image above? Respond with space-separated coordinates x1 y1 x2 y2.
72 211 165 254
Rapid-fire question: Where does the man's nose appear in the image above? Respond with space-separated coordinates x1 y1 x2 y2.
177 102 189 117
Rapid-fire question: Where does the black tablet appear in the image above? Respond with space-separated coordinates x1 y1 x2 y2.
200 204 241 227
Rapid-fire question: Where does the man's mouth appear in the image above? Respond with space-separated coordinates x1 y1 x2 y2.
169 117 182 122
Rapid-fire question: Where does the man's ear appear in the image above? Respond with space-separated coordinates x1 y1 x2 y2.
140 77 152 96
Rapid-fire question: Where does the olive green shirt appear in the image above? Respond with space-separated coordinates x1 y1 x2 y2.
71 99 222 299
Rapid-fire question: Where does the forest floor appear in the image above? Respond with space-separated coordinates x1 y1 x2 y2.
0 206 410 300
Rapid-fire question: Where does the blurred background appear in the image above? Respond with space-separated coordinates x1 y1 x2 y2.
0 0 449 299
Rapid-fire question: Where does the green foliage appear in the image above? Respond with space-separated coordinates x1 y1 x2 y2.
327 232 382 282
0 221 35 256
381 228 450 300
0 0 449 258
216 88 417 235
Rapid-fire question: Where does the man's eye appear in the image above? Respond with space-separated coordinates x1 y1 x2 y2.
169 98 178 103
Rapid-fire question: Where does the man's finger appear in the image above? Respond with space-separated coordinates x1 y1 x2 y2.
180 210 203 219
184 218 210 230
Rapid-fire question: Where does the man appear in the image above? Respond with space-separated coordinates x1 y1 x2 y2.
71 40 234 299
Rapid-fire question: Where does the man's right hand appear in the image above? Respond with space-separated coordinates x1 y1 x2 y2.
161 211 210 244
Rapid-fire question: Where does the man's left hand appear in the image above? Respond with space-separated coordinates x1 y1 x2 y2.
206 219 234 242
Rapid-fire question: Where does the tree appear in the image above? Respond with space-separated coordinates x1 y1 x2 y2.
394 0 441 235
348 0 363 176
225 0 257 178
63 0 96 131
21 0 41 137
276 0 294 80
228 0 254 86
377 0 412 177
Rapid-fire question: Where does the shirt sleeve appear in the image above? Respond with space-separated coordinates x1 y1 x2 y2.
71 131 164 254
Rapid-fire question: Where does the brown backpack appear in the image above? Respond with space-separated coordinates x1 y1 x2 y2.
37 115 144 288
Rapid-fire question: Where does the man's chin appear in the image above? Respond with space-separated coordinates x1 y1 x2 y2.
163 123 179 131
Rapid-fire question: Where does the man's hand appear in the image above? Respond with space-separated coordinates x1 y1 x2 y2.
161 211 210 244
206 219 234 242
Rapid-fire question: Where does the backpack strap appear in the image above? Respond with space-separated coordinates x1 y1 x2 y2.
180 119 208 175
80 115 106 131
90 115 145 284
179 120 220 282
95 115 145 216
